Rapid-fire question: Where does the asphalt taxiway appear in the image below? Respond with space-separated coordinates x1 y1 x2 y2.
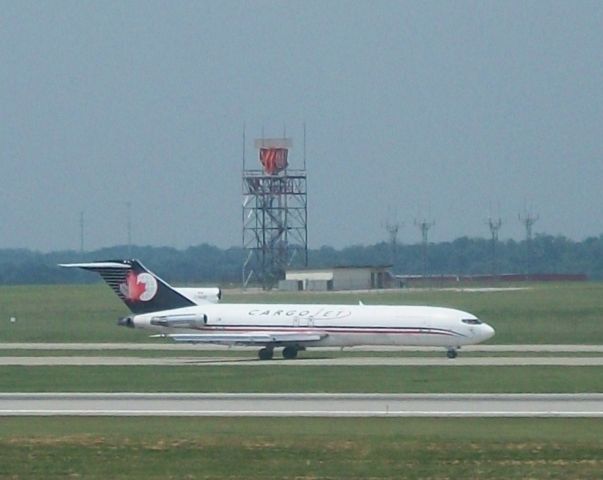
3 343 603 365
2 355 603 366
1 393 602 417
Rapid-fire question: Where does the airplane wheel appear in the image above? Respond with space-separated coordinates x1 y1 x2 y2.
282 346 298 359
258 347 274 360
446 349 458 359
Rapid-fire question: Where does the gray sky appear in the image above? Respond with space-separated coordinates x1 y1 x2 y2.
2 0 602 251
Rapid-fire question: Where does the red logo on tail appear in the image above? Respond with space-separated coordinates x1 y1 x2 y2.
120 272 158 302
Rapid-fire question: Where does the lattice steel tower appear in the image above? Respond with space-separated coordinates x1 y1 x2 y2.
242 136 308 289
518 209 539 275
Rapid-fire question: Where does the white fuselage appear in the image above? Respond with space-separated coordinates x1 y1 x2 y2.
128 303 495 348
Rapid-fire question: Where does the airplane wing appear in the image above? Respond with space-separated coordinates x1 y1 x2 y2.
152 330 328 346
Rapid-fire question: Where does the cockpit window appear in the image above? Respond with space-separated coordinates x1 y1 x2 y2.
462 318 482 325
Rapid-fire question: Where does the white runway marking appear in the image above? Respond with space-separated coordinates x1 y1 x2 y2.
2 393 603 417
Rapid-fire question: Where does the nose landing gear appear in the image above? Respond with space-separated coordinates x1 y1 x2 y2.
446 348 458 359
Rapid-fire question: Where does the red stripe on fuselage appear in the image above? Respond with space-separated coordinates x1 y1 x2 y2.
192 325 463 337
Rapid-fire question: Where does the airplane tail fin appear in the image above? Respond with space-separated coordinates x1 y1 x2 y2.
59 259 195 314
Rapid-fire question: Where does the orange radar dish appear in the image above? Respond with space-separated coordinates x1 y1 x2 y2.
260 148 288 175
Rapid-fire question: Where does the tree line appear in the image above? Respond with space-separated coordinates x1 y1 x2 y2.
1 233 602 285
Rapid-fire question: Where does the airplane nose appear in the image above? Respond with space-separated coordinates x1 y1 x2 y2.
482 324 495 341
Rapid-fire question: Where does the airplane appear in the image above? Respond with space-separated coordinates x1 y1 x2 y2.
60 259 495 360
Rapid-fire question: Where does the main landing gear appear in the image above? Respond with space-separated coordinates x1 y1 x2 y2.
282 346 298 359
257 346 300 360
258 347 274 360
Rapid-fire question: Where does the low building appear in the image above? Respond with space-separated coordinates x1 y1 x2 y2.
397 272 587 287
280 265 399 292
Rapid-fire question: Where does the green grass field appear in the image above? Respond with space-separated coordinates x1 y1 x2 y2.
2 282 603 478
2 417 603 479
2 365 602 393
1 281 603 344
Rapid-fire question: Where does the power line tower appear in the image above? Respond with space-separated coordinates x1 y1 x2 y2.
414 218 435 279
242 134 308 289
518 210 539 276
383 215 402 270
486 216 502 278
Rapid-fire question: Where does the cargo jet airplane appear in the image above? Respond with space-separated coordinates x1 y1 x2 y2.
60 259 495 359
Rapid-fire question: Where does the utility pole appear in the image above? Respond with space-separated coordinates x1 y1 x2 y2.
126 201 132 258
518 210 539 276
486 217 502 278
79 211 85 255
414 218 435 280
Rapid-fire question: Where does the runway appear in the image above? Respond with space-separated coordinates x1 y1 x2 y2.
2 355 603 366
2 342 603 365
3 343 600 417
3 343 603 352
1 393 602 417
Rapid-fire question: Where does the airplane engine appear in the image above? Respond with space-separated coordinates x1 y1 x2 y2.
117 316 135 328
149 314 208 329
176 287 222 304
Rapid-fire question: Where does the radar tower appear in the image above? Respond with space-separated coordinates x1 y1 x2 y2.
242 132 308 289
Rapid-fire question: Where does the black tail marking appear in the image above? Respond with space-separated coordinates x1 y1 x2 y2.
60 259 195 314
